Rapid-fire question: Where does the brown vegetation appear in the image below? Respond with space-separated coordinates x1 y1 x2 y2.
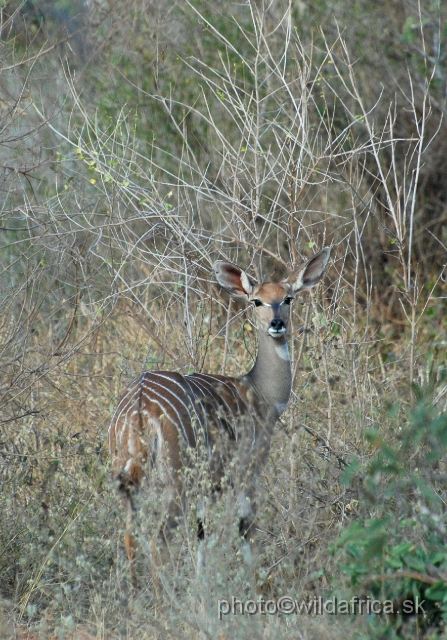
1 0 446 638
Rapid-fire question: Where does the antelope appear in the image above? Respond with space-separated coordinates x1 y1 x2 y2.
109 247 330 588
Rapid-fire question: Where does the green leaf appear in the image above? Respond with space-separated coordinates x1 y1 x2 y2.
425 581 447 601
402 16 417 44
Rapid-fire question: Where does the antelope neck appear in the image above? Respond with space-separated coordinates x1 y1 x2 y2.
243 327 292 417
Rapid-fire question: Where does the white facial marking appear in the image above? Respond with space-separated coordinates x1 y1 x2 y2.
275 343 290 360
268 326 287 338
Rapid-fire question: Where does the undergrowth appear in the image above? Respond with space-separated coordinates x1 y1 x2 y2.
1 0 447 638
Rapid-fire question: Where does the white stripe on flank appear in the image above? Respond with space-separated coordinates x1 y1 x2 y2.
140 386 192 444
185 375 241 441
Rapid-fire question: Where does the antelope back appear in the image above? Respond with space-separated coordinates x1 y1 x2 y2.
109 370 271 491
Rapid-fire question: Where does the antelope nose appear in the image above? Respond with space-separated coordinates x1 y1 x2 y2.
270 318 285 332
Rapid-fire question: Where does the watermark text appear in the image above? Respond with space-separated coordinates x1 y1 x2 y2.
217 595 426 620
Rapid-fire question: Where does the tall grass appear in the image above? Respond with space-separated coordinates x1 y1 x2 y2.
1 1 446 638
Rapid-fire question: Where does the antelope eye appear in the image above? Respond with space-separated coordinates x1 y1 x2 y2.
284 297 294 305
253 299 263 307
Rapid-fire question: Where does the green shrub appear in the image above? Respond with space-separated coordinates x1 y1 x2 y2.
335 385 447 638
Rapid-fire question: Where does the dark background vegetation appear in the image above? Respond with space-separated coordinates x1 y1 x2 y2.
1 0 447 638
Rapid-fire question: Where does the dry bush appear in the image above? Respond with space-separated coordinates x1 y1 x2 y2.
1 1 446 638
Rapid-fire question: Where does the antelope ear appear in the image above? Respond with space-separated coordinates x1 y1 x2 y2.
214 261 257 299
285 247 331 293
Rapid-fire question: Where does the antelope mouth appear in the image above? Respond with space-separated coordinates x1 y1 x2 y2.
268 327 286 338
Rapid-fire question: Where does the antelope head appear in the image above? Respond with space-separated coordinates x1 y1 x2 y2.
214 247 331 338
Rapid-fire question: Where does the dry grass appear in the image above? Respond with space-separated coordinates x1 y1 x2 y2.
1 1 446 638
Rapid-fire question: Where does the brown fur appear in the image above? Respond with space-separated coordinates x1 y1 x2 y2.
109 248 330 590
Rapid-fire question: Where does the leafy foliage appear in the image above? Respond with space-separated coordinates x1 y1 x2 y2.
336 388 447 637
